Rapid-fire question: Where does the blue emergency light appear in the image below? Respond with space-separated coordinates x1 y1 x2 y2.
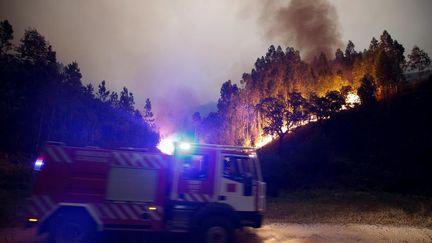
34 157 44 171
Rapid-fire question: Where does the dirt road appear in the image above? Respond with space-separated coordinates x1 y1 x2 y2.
238 223 432 243
2 223 432 243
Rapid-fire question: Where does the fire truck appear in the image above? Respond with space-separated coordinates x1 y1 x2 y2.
27 141 266 242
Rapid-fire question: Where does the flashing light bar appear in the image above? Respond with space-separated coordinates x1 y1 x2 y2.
28 218 38 222
179 142 191 150
148 206 157 211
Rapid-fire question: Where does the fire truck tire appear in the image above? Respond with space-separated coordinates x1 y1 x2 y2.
48 213 96 243
199 216 234 243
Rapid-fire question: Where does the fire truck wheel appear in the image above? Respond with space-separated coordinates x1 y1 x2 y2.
200 217 234 243
49 214 95 243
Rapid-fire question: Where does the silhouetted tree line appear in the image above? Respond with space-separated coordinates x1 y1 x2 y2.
0 20 159 154
193 30 430 147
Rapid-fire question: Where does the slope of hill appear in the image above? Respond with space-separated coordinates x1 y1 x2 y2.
259 78 432 196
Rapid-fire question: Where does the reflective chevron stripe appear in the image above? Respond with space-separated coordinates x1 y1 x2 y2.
45 146 72 163
27 195 56 219
111 152 166 169
179 193 212 202
44 145 167 169
94 203 163 221
28 197 163 223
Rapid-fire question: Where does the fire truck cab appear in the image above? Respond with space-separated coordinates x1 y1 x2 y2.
27 142 265 243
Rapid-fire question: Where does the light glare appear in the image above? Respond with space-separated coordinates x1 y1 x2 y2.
157 137 175 155
179 142 191 150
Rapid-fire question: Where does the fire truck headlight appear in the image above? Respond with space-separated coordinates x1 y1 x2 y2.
34 157 44 171
179 142 191 150
28 218 38 222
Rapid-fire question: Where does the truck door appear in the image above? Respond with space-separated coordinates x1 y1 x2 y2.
173 149 216 203
219 154 258 211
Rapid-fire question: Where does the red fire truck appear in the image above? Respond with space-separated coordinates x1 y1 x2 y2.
27 141 266 242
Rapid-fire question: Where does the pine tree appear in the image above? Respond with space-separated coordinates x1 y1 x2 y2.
0 20 13 57
97 80 110 102
143 98 155 129
407 46 431 72
357 74 377 105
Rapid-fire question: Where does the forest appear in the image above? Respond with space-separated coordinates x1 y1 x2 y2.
0 20 159 156
1 18 431 159
191 30 430 149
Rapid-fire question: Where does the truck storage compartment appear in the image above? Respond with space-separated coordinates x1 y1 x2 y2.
106 167 158 202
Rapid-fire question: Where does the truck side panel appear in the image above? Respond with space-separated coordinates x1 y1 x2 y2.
28 145 169 231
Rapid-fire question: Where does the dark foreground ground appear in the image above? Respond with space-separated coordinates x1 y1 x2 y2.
266 191 432 228
1 190 432 242
1 223 432 243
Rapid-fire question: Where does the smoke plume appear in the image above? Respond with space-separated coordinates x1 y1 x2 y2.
260 0 343 61
154 86 199 137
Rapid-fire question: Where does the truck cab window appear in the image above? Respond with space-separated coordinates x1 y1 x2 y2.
241 157 258 180
223 156 258 181
223 156 244 181
181 154 208 180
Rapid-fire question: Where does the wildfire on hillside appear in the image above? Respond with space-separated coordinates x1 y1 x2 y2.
254 92 361 148
343 92 362 110
157 93 361 153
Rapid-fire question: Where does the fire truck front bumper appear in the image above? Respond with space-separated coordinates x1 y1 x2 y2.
237 211 263 228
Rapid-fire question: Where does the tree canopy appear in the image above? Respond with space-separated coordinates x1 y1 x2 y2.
0 20 159 154
407 46 431 72
193 30 428 147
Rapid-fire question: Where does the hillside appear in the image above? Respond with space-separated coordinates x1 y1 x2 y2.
259 78 432 196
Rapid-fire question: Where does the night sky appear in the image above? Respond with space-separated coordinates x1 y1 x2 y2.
1 0 431 115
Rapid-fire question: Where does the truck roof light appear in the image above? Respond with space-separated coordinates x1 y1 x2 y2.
179 142 191 150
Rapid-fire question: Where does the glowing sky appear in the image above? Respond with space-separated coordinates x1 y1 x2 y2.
1 0 431 114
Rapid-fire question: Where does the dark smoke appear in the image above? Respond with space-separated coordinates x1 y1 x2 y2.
260 0 343 61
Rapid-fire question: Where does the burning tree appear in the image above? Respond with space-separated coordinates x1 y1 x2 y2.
192 30 428 148
357 74 377 106
324 90 345 113
257 92 310 152
287 91 309 126
257 97 288 152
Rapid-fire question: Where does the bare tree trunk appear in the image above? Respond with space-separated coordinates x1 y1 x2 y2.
278 132 285 156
